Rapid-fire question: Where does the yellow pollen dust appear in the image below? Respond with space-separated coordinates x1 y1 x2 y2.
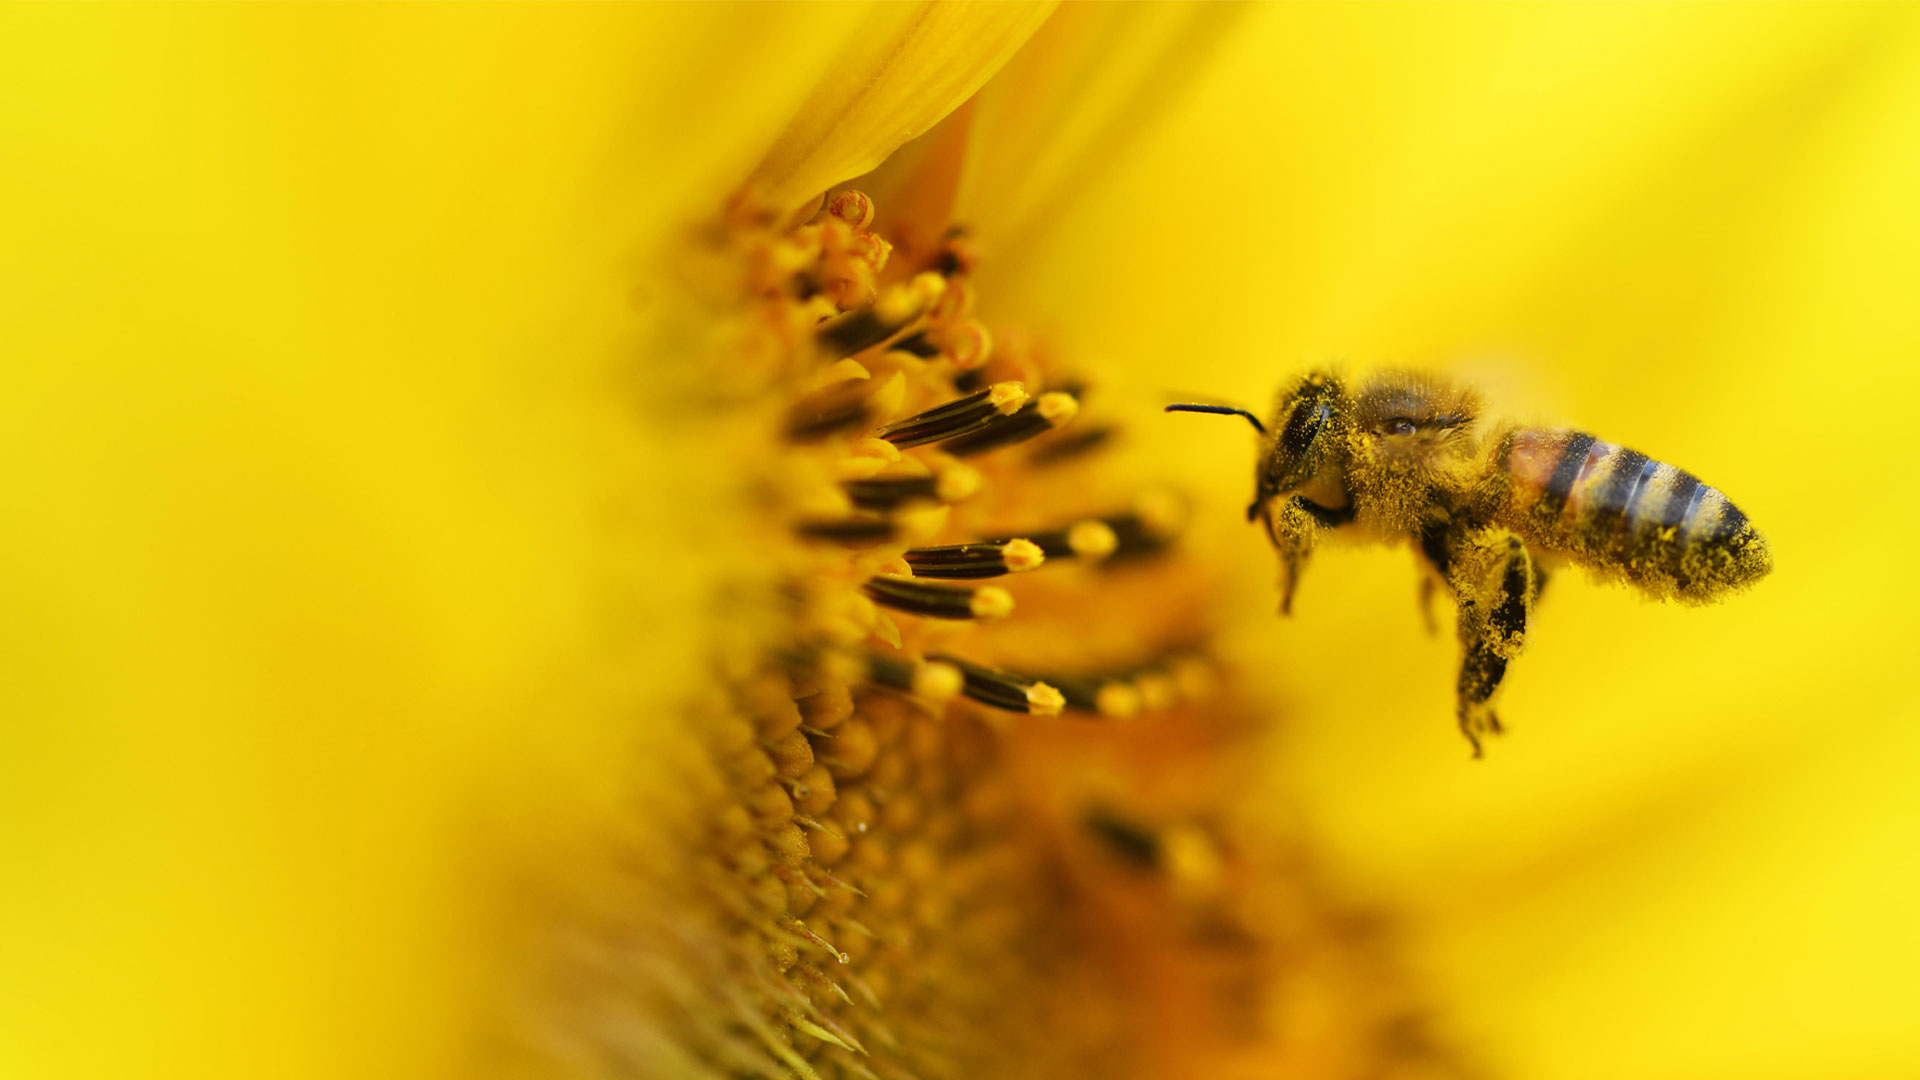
988 379 1030 415
1036 391 1079 424
968 586 1015 621
1001 537 1046 573
1023 681 1066 717
1067 519 1120 561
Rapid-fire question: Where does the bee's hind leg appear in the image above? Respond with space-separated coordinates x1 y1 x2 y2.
1448 530 1537 757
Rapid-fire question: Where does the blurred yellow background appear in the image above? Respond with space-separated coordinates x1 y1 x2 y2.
987 6 1920 1078
2 4 1917 1080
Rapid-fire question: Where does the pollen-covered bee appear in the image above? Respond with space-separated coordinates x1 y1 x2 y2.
1169 369 1772 755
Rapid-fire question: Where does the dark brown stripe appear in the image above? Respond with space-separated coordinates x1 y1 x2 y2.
1586 446 1650 522
1027 424 1114 466
814 308 897 355
940 396 1074 457
1650 471 1703 531
843 474 939 511
1674 482 1713 536
889 331 943 359
878 388 1002 448
1100 513 1174 562
864 652 918 693
864 576 987 619
1540 432 1598 518
1621 458 1660 520
796 517 896 544
1035 673 1115 713
1083 809 1162 869
903 542 1027 579
785 394 871 442
927 654 1048 713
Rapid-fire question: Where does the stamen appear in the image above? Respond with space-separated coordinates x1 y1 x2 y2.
1037 675 1143 718
814 311 899 363
1007 518 1119 562
1083 807 1163 868
825 190 874 230
1101 490 1187 561
810 358 871 390
1133 670 1179 712
902 538 1045 579
1028 423 1116 466
876 382 1029 448
864 651 964 702
914 659 964 701
813 274 943 357
863 575 1014 622
784 372 906 443
785 389 872 442
842 463 982 511
928 654 1065 717
931 226 980 278
1000 492 1185 564
795 516 897 545
1100 514 1171 560
887 331 943 359
939 392 1078 457
843 473 938 510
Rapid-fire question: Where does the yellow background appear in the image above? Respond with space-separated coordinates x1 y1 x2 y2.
990 6 1920 1078
3 5 1917 1080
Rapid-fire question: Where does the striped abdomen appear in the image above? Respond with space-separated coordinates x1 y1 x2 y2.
1498 428 1771 602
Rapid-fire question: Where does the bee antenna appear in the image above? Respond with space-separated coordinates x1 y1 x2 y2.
1164 403 1267 436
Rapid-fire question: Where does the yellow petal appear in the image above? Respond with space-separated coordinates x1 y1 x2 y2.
746 1 1057 219
957 2 1244 256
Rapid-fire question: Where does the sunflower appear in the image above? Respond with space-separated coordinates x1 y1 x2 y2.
5 5 1919 1080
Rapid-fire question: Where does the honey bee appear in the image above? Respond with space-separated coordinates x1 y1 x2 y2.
1169 369 1772 755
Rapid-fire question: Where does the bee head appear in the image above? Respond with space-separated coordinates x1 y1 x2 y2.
1248 371 1347 521
1163 371 1350 523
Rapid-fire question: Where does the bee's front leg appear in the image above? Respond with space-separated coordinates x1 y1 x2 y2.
1448 530 1537 757
1259 499 1314 615
1262 495 1349 615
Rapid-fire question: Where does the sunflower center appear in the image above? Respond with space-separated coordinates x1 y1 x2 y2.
549 189 1462 1080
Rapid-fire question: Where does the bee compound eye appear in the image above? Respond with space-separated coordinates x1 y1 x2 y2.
1386 417 1417 437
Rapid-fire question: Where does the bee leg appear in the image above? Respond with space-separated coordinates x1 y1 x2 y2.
1449 531 1536 757
1531 563 1554 606
1261 498 1319 616
1418 574 1442 636
1414 521 1452 636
